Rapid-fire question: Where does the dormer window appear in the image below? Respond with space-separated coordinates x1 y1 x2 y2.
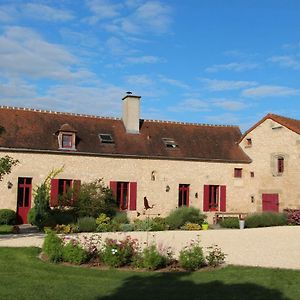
99 133 114 144
162 138 178 148
57 123 77 150
62 134 73 148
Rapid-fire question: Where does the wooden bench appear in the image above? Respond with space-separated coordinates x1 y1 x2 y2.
214 212 248 224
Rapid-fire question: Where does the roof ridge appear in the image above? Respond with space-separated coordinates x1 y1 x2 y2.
0 105 121 121
144 118 238 128
268 113 300 122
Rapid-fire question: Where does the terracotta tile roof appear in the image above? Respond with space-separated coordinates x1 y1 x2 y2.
0 106 251 163
241 113 300 141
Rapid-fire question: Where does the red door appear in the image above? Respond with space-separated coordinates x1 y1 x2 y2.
262 193 279 212
17 178 32 224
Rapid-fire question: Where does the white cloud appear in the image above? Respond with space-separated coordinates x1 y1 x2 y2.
269 55 300 70
0 5 17 22
0 78 36 99
159 75 189 89
23 3 74 22
201 78 257 91
242 85 300 97
205 62 259 73
168 98 209 112
204 113 240 125
124 74 154 86
213 100 248 111
126 55 162 64
85 0 122 23
0 26 93 81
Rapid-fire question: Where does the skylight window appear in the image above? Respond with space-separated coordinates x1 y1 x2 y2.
99 134 114 144
162 138 178 148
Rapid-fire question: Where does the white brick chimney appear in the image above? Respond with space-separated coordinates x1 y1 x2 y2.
122 94 141 134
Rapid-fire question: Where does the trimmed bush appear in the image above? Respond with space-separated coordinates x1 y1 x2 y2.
0 209 16 225
219 217 239 229
62 241 88 264
245 212 288 228
78 217 97 232
166 207 206 230
179 243 205 271
0 225 14 234
42 232 63 263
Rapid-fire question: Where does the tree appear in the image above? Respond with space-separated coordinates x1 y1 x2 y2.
73 179 117 218
0 155 19 181
30 167 64 229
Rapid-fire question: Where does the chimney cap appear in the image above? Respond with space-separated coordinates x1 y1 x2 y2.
122 94 141 101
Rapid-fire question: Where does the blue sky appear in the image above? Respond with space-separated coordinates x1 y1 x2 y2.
0 0 299 131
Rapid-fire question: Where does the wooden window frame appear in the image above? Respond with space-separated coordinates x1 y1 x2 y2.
234 168 242 178
277 157 284 174
178 184 190 207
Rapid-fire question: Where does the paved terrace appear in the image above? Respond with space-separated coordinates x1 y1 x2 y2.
0 226 299 270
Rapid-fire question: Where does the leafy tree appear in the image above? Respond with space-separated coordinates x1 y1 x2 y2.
0 156 19 181
31 167 64 229
73 179 117 218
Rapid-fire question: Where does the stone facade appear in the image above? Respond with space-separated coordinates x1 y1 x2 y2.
0 150 250 222
240 118 300 211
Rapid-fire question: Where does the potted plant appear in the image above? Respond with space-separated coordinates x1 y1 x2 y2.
239 215 245 229
202 221 209 230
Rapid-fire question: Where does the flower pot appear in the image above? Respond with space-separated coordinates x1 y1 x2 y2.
239 220 245 229
202 223 209 230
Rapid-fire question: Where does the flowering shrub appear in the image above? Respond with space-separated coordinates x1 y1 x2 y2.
181 222 202 230
62 240 88 264
206 245 226 267
140 244 170 270
100 236 139 267
283 209 300 225
179 241 205 271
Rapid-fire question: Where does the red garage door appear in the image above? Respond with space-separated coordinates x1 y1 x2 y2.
262 194 279 212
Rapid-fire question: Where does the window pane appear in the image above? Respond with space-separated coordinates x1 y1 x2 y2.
62 134 73 148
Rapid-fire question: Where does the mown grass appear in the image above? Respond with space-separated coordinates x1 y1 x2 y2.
0 247 300 299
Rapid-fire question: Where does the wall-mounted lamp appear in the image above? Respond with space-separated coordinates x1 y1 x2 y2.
195 192 198 198
7 181 13 189
165 185 170 192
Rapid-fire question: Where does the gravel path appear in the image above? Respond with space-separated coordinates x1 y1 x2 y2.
1 226 299 270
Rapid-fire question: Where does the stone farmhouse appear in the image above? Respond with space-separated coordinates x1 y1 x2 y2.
0 94 299 224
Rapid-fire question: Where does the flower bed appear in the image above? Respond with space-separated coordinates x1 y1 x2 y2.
42 232 226 272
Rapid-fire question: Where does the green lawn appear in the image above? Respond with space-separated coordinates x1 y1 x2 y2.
0 247 299 300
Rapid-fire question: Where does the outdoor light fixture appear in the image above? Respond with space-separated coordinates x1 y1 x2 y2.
195 192 198 198
165 185 170 192
7 181 13 189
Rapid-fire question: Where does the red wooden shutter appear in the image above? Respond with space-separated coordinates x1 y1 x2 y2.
72 180 81 204
203 185 210 212
50 179 59 207
220 185 226 212
110 181 117 199
129 182 137 211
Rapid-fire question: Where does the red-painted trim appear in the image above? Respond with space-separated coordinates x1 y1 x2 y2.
203 185 210 212
220 185 226 212
50 179 59 207
129 182 137 211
